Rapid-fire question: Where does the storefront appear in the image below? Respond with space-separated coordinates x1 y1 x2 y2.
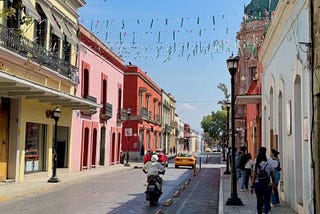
0 71 101 182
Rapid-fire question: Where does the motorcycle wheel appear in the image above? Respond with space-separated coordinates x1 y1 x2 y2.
149 198 158 206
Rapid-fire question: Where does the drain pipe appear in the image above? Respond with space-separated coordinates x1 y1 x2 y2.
309 0 316 213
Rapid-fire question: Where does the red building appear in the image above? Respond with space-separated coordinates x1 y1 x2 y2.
122 65 162 160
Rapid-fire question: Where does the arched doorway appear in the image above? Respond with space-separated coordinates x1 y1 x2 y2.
91 128 97 168
99 127 106 166
82 128 89 170
111 133 116 163
117 133 121 162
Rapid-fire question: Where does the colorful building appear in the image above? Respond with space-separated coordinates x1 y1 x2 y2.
0 0 100 182
123 65 162 160
72 24 126 171
235 0 278 152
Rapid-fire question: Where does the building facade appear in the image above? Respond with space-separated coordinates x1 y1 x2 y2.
0 0 100 182
235 0 278 151
168 93 177 155
260 0 313 212
175 114 184 154
123 65 162 160
161 90 171 154
72 24 126 171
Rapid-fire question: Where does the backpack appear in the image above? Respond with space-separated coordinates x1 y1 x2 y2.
257 163 270 186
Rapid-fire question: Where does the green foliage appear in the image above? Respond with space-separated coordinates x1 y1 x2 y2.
0 8 16 18
201 110 227 144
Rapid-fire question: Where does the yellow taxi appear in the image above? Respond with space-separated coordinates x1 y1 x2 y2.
174 152 196 169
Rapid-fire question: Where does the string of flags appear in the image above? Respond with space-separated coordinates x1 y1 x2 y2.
80 15 268 63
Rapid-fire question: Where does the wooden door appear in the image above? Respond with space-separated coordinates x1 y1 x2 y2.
0 111 8 181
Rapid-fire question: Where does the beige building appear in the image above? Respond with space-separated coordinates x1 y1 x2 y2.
0 0 99 182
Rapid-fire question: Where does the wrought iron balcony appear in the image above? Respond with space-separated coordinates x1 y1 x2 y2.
100 102 112 120
0 25 78 82
117 108 128 123
140 107 149 119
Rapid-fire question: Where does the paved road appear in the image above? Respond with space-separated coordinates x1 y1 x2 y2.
161 154 221 214
0 164 192 214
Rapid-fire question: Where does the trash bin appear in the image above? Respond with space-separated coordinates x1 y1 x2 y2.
120 152 125 164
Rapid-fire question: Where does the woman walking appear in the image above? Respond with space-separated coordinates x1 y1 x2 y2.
250 151 276 214
270 149 281 206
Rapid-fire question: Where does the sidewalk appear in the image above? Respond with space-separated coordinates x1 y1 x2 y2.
0 162 143 202
219 162 297 214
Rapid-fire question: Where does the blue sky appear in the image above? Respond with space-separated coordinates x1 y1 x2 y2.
78 0 250 132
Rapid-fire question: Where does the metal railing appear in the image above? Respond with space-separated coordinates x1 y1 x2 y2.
100 102 112 120
0 25 78 82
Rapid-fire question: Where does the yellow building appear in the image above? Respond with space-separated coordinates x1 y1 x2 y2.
0 0 100 182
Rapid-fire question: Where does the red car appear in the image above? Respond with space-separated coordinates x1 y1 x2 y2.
144 149 168 167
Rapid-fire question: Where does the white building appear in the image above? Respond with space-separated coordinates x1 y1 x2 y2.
260 0 313 213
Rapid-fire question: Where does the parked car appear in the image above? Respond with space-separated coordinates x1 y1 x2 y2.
174 152 196 169
143 149 168 167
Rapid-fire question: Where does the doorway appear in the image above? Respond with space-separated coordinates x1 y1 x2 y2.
0 110 8 181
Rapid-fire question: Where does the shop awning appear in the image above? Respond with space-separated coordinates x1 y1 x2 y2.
235 94 261 105
37 1 64 39
22 0 41 21
0 71 102 110
56 17 78 45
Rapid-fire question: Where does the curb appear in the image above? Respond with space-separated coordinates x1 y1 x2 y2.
218 166 224 214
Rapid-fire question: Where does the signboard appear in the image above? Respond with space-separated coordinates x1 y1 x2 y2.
125 128 132 137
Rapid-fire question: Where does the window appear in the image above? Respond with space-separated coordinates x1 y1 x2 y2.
35 3 47 48
6 0 21 29
153 101 156 120
118 88 122 118
83 68 89 98
139 91 143 112
25 122 46 173
63 39 71 63
146 95 149 111
50 33 60 54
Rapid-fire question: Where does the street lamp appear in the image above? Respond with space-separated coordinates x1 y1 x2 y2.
223 103 231 175
124 108 131 167
47 107 61 183
226 54 243 206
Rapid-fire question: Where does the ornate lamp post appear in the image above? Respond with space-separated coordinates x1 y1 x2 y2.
124 108 131 167
223 103 231 175
226 54 243 206
47 107 61 183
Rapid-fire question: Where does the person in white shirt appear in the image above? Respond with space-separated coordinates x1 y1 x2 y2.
142 154 165 191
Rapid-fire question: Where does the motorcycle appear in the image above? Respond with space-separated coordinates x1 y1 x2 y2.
144 170 165 206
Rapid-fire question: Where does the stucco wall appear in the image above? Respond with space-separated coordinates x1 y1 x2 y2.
261 0 313 213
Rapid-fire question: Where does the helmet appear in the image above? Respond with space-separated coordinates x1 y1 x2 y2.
151 154 158 162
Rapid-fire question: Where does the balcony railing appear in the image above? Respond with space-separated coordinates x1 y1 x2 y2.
100 102 112 120
0 25 78 82
117 108 128 122
140 107 149 119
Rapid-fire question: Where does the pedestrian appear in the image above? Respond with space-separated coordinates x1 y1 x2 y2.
258 146 279 168
250 150 276 214
244 153 253 190
270 149 281 206
235 147 244 180
238 147 248 191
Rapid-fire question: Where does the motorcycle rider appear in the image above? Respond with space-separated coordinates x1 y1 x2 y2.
142 154 165 192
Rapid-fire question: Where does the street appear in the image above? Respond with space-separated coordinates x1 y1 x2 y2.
0 154 221 214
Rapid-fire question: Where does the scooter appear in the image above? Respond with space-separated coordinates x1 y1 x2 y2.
144 171 165 206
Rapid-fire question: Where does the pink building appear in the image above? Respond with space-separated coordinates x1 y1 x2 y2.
70 25 127 171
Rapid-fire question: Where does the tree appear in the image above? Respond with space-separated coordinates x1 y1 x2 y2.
217 83 230 109
201 110 227 148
